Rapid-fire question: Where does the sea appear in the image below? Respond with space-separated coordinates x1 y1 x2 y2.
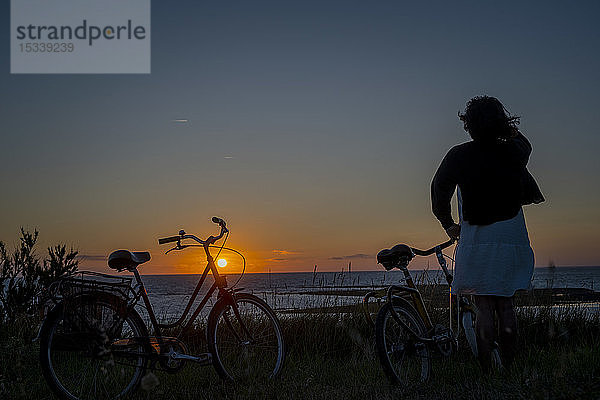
137 266 600 320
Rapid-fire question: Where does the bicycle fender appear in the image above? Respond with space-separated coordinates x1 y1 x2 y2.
461 310 478 357
390 295 419 314
206 294 234 340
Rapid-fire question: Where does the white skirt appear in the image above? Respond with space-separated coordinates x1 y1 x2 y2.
452 191 534 296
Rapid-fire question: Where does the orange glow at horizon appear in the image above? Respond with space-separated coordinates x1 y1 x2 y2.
13 202 599 276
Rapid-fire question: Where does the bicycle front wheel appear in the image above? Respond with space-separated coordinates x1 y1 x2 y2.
207 293 285 381
462 309 503 370
39 293 147 400
375 302 431 385
461 310 478 357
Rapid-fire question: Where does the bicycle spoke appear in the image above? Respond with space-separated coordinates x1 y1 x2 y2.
90 363 99 398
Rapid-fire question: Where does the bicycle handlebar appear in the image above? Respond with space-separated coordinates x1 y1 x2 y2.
410 238 455 256
158 236 180 245
158 217 229 247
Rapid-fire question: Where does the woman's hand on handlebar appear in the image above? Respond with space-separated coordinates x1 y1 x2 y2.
445 223 461 240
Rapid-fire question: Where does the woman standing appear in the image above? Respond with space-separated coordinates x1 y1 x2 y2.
431 96 544 371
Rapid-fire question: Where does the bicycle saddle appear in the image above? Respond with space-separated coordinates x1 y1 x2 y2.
377 244 414 270
108 250 151 271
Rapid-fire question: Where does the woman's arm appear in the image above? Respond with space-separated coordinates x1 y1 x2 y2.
508 132 532 167
431 148 458 230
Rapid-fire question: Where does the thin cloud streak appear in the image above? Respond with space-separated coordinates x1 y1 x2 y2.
329 253 372 261
265 258 288 263
80 254 107 261
273 250 301 255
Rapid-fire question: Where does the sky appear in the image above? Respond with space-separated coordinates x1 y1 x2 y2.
1 0 600 274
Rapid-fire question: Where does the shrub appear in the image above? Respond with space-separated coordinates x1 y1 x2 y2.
0 228 78 328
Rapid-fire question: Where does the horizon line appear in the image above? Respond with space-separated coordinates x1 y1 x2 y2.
90 264 600 276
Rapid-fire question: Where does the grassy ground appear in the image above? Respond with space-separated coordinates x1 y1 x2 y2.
1 303 599 399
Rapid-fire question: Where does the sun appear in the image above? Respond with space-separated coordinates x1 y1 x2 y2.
217 258 227 268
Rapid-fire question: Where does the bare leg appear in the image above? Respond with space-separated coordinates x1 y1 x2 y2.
496 296 518 369
474 295 495 372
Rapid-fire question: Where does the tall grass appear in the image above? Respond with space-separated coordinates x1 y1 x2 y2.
1 280 599 399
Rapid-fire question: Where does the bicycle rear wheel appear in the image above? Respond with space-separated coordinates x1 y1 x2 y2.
207 293 285 381
39 293 147 400
375 302 431 385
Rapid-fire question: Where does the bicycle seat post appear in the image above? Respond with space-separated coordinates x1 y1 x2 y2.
398 264 414 286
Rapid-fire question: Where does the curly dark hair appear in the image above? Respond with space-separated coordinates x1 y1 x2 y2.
458 96 520 142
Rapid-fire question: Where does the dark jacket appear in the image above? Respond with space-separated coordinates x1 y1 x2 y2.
431 133 544 229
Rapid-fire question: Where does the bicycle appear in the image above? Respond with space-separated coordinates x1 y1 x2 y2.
39 217 285 400
362 239 501 385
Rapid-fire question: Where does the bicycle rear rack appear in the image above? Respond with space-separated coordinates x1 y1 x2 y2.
49 270 135 303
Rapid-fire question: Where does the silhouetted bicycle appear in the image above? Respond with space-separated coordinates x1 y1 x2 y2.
39 217 285 400
363 239 501 385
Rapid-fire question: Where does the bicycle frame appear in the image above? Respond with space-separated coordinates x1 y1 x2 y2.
384 282 474 343
385 273 436 344
130 231 233 339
